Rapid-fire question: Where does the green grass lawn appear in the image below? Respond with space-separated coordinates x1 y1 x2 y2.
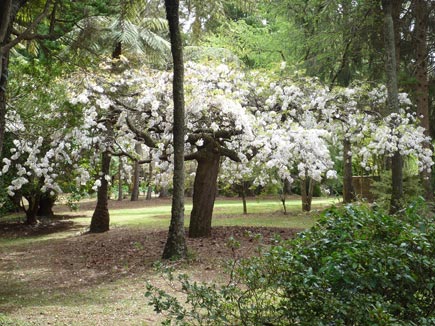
71 197 337 229
0 197 338 247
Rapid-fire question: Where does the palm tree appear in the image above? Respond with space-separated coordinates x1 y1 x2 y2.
63 0 171 233
64 0 170 66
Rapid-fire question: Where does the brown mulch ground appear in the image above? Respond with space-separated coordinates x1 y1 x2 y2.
0 199 300 304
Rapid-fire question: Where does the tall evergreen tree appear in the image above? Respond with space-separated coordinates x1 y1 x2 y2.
414 0 434 203
162 0 187 259
382 0 403 214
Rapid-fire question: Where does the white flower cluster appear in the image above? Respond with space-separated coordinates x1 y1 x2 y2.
3 59 432 202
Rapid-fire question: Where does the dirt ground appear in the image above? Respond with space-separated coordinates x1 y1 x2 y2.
0 199 300 325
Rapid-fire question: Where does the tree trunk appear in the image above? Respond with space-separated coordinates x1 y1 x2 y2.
280 196 287 215
159 186 169 198
89 151 111 233
146 183 153 199
280 179 287 215
118 158 123 201
0 47 9 158
241 181 247 215
189 152 220 238
0 0 28 159
25 195 40 225
390 151 403 213
414 0 434 203
342 138 356 203
37 193 55 218
0 0 11 159
162 0 187 259
301 176 314 212
382 0 403 214
131 143 142 201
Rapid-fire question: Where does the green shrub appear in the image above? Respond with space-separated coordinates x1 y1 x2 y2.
146 199 435 325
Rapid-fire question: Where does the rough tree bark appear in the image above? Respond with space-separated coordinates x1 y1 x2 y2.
342 138 356 203
89 151 111 233
130 142 143 201
162 0 187 259
301 175 315 212
146 152 153 200
382 0 403 214
0 0 13 158
37 193 55 218
117 158 123 201
188 146 220 238
414 0 434 203
24 194 40 225
241 181 248 215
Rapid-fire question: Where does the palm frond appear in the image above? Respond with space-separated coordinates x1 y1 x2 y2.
139 18 168 32
139 29 170 55
111 19 142 53
59 8 170 64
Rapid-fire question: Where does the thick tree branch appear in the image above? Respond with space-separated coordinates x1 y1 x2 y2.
126 115 157 148
184 152 202 161
187 129 244 147
220 147 241 162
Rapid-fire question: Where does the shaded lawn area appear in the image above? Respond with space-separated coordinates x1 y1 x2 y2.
57 196 335 229
0 196 336 326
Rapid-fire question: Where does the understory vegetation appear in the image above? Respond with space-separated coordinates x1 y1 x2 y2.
147 200 435 325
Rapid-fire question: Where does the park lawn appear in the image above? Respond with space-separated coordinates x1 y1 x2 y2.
0 197 337 248
71 197 337 229
0 196 337 326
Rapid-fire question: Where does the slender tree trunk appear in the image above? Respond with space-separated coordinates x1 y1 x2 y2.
162 0 187 259
131 143 142 201
241 181 247 215
89 151 111 233
0 47 9 158
189 153 220 238
414 0 434 203
37 193 55 218
0 0 11 159
301 176 314 212
392 0 402 70
146 180 153 200
280 196 287 215
130 160 139 201
146 154 153 200
382 0 403 214
280 180 287 215
343 138 356 203
118 158 123 201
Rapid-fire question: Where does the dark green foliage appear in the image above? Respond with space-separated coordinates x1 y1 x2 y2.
147 200 435 325
371 169 423 212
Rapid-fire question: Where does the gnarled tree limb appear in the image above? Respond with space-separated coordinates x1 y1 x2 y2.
126 115 157 148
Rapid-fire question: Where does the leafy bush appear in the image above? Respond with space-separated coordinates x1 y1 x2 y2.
146 200 435 325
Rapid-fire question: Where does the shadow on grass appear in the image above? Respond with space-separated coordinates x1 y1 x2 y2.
0 217 86 239
0 225 300 314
